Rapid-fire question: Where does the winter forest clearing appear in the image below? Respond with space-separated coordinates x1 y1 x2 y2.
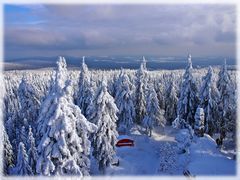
2 55 237 177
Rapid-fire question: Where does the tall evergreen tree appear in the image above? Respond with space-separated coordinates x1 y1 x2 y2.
115 70 136 133
4 79 21 152
135 56 148 124
85 73 97 120
20 126 28 148
143 83 166 136
13 142 33 175
108 72 119 98
3 128 15 175
177 54 199 127
199 66 217 136
91 79 119 173
155 78 166 110
165 79 178 125
217 60 235 140
18 76 41 130
36 57 96 176
27 126 38 174
76 56 92 116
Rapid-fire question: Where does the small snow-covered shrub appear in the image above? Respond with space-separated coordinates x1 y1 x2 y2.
194 107 205 137
172 115 186 129
175 129 192 154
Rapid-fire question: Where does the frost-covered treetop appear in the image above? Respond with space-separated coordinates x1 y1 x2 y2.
79 56 90 84
187 54 193 70
82 56 85 63
220 59 229 79
81 56 89 75
208 66 213 75
55 56 68 90
137 56 148 80
101 76 108 90
19 75 37 96
182 54 194 81
142 56 147 70
207 66 213 81
217 59 232 93
223 58 227 71
221 59 228 74
119 69 130 89
137 56 147 73
195 107 204 117
200 66 213 95
21 73 28 82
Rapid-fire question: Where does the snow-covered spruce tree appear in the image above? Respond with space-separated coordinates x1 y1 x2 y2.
177 54 199 127
199 66 217 136
76 56 92 116
115 69 136 133
108 72 119 98
91 78 119 173
194 107 205 137
135 56 148 124
30 72 52 103
18 75 41 130
85 73 97 120
143 83 166 136
217 60 236 140
36 57 68 142
155 78 166 110
27 126 38 174
13 142 33 175
4 79 22 152
3 128 15 175
36 57 96 176
165 79 178 125
20 126 28 148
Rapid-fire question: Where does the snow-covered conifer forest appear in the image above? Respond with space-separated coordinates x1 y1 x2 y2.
2 55 237 177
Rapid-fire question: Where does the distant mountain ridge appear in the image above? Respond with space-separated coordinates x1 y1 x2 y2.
3 56 236 71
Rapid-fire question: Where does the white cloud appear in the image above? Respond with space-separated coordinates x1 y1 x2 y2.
4 4 236 58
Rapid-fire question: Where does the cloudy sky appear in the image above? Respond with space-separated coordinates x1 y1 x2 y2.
4 4 236 60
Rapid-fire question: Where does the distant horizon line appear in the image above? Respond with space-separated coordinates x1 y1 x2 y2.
4 54 236 61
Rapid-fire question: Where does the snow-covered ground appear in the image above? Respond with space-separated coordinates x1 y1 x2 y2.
188 135 236 175
105 127 164 175
91 125 236 177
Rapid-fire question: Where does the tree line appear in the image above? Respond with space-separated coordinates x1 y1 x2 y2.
3 55 237 176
